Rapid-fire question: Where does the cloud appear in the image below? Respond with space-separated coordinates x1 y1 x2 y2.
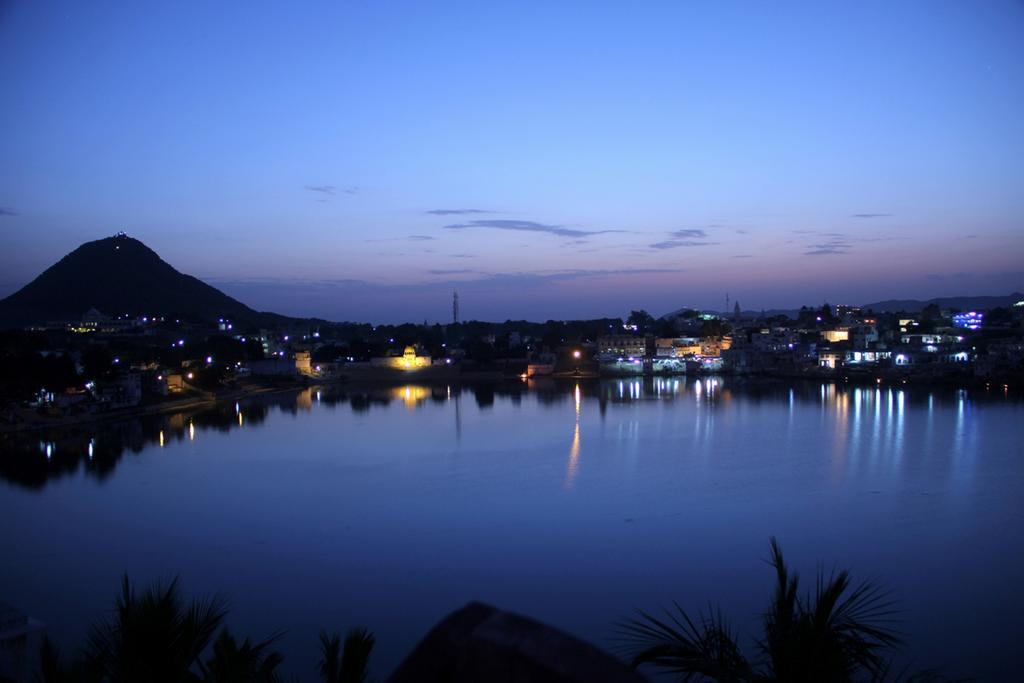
454 267 684 289
305 185 358 196
444 219 623 238
801 229 893 255
426 209 493 216
0 207 17 216
647 227 718 249
428 269 475 275
669 228 708 239
850 213 891 218
804 240 851 255
408 235 435 241
649 239 717 250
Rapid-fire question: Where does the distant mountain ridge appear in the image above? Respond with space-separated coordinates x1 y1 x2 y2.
663 292 1022 320
0 234 289 328
857 292 1022 314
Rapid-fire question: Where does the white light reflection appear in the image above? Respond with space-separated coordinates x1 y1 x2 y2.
566 383 582 488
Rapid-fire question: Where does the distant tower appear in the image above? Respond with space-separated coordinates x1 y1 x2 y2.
725 293 730 315
733 300 741 321
452 291 460 325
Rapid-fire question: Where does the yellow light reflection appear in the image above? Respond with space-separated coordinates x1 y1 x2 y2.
393 385 430 410
238 411 244 427
159 430 165 447
188 421 195 441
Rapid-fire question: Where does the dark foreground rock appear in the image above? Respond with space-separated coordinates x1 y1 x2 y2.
388 601 648 683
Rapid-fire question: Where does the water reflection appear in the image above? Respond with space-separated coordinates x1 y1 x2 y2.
0 379 1014 491
566 383 581 489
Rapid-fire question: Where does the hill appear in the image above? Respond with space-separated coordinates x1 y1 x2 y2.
860 292 1023 314
0 233 288 328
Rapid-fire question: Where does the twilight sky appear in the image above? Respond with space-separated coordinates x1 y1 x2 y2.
1 1 1022 323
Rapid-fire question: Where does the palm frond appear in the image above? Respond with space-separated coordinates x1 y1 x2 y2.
339 627 375 683
617 603 753 682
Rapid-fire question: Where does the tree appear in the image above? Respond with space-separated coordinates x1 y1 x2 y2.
620 538 908 682
197 630 284 683
317 628 375 683
627 310 656 334
85 575 227 683
699 319 731 338
81 346 115 381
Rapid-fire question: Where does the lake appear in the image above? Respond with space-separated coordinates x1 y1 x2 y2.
1 378 1021 680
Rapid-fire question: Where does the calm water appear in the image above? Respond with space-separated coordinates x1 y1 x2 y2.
1 378 1022 680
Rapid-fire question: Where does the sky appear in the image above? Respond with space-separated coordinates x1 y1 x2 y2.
1 1 1022 323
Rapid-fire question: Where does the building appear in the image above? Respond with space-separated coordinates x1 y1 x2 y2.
699 336 732 357
94 373 142 409
596 335 650 358
655 337 701 357
371 346 432 370
952 311 983 330
821 328 850 343
850 324 879 349
818 350 842 369
248 358 298 376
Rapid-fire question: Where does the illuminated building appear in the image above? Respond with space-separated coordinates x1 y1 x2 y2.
818 351 842 369
371 346 431 370
655 337 701 357
952 311 983 330
699 336 732 357
821 328 850 343
596 335 649 357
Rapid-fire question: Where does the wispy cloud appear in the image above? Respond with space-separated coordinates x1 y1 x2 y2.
648 228 716 250
801 229 892 256
0 207 17 217
669 229 708 239
850 213 891 219
804 239 852 255
305 185 358 196
650 240 717 250
408 235 435 241
428 268 475 275
444 219 622 238
427 209 493 216
450 267 684 288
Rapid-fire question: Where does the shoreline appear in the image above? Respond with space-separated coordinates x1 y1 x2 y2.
2 367 1011 435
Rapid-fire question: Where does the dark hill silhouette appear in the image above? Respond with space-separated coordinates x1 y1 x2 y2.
0 234 289 328
859 292 1023 313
